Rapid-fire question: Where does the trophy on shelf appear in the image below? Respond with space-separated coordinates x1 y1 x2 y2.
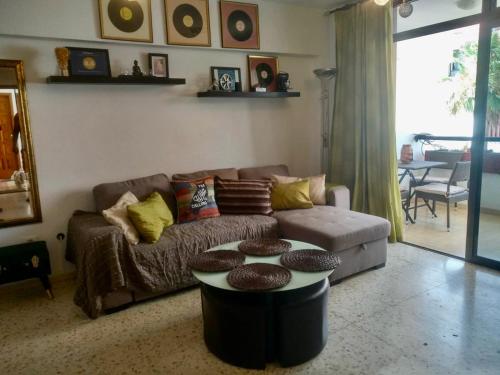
54 47 69 76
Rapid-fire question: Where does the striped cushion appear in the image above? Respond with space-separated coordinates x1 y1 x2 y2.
214 177 273 216
171 177 220 223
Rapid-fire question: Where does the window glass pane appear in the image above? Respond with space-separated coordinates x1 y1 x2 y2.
396 0 482 33
478 27 500 262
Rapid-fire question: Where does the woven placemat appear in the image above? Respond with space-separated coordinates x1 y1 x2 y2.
280 249 341 272
227 263 292 291
188 250 246 272
238 239 292 256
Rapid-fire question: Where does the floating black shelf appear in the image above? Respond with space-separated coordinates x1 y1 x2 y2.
46 76 186 85
197 91 300 98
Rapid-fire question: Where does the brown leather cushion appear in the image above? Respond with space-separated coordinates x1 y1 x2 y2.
171 168 238 181
273 206 391 252
93 174 176 214
214 177 273 215
238 164 289 180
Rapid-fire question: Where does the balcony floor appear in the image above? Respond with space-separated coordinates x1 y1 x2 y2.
404 200 500 262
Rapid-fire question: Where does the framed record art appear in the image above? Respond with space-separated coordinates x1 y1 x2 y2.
98 0 153 43
211 67 242 92
220 1 259 49
248 55 278 92
165 0 211 47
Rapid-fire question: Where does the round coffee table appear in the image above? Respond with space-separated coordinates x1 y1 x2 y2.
192 239 334 369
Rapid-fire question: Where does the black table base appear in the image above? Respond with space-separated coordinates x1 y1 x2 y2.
201 279 329 369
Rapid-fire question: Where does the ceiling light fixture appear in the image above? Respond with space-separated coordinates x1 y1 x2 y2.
398 0 414 17
374 0 390 5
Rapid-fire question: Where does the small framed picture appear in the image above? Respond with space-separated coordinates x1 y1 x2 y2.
220 1 260 50
98 0 153 43
165 0 211 47
211 66 242 92
247 55 278 92
148 53 169 77
67 47 111 77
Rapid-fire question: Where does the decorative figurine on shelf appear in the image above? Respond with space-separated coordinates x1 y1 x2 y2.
277 71 291 92
209 78 220 91
54 47 69 76
132 60 143 77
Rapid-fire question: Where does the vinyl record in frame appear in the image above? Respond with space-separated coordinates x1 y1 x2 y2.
220 1 259 49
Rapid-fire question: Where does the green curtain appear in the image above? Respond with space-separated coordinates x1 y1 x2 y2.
330 2 403 242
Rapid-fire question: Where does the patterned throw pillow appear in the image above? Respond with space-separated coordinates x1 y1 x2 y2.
171 177 220 223
214 177 273 215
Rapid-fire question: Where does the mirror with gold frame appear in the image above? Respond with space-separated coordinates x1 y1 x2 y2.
0 59 41 227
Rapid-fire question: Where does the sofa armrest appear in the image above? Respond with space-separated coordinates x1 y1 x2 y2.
66 211 123 265
326 185 350 210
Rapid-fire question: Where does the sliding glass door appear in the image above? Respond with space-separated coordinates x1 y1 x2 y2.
395 0 500 269
469 21 500 267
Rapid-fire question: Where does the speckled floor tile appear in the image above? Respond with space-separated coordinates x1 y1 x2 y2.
1 243 499 375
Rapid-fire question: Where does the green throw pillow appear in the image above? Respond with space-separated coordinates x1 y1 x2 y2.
271 180 314 210
127 192 174 243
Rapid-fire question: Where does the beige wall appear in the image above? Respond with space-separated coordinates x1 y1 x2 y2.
0 0 332 275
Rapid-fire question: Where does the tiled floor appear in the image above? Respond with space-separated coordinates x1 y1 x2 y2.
1 243 500 374
404 200 500 261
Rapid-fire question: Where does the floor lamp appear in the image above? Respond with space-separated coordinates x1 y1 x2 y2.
314 68 337 180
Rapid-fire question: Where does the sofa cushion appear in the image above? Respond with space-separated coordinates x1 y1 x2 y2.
93 174 176 214
273 206 391 252
271 180 313 210
102 191 140 245
127 192 175 243
214 177 273 215
171 177 220 223
238 164 289 180
172 168 238 181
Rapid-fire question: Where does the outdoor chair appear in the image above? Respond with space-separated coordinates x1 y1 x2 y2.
413 161 471 231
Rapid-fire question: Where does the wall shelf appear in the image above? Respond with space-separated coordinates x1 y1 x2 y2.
197 91 300 98
46 76 186 85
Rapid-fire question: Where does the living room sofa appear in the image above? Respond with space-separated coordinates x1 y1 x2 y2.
66 165 390 318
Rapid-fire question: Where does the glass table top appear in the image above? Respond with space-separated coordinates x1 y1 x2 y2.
191 240 334 292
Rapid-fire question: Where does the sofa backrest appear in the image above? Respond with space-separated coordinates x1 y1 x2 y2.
171 168 239 181
93 174 176 213
238 164 289 180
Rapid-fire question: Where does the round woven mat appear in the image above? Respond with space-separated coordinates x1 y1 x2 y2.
238 239 292 256
188 250 246 272
280 249 341 272
227 263 292 291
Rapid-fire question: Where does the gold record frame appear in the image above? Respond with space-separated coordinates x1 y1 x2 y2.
219 0 260 50
247 55 279 92
98 0 153 43
0 60 42 228
164 0 212 47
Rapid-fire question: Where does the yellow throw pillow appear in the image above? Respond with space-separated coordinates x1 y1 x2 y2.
271 180 314 210
271 174 326 205
127 192 174 243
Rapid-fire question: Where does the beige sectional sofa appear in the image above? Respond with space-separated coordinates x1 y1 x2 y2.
66 164 390 318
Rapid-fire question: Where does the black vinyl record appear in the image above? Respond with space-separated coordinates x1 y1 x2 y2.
108 0 144 33
255 63 274 87
173 4 203 38
227 10 253 42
